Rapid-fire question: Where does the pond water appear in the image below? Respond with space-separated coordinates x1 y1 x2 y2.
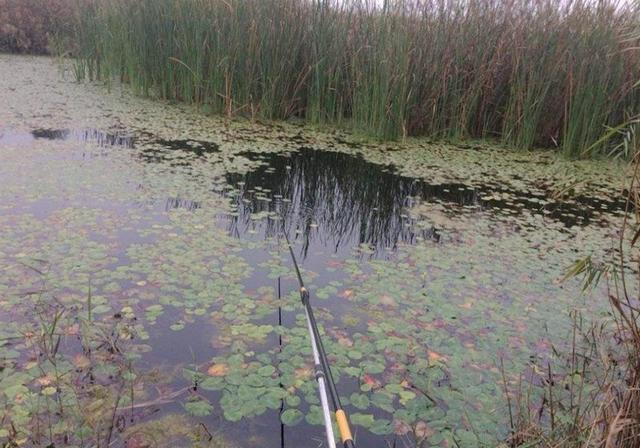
0 55 630 447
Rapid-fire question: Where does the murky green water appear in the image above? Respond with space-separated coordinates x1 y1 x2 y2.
0 55 630 447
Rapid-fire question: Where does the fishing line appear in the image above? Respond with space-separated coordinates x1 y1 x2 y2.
278 273 285 448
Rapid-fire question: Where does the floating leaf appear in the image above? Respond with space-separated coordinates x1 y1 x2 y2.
42 386 57 396
280 409 304 426
257 365 276 377
415 421 435 439
73 354 91 369
351 413 375 428
428 351 447 363
349 393 370 410
170 322 185 331
184 398 213 417
207 363 230 377
370 418 393 435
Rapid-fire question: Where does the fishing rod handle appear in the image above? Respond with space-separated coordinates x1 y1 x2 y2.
336 409 355 448
300 286 310 305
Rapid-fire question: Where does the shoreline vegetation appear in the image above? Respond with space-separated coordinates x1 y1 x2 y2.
74 0 640 158
505 162 640 447
2 0 640 158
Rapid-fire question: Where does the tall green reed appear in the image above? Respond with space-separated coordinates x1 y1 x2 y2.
72 0 640 158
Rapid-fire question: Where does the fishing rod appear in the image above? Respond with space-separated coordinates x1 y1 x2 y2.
283 230 356 448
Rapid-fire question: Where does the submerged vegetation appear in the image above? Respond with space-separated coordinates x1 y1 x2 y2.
69 0 640 157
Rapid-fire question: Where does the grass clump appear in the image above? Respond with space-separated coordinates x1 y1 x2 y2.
0 268 227 447
69 0 640 157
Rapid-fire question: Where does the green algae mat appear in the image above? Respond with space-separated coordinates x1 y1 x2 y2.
0 55 631 447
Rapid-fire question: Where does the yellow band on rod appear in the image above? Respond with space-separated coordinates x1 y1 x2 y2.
335 410 353 442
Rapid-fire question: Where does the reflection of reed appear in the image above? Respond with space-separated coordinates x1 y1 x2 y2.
31 128 135 148
165 197 200 212
222 147 631 246
224 148 449 257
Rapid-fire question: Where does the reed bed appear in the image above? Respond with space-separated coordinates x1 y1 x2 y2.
72 0 640 157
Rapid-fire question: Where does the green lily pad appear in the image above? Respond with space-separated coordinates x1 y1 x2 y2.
281 409 304 426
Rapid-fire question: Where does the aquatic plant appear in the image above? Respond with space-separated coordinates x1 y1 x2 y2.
69 0 640 157
0 269 234 447
0 274 140 446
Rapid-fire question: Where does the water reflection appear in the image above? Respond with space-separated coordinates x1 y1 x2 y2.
31 128 135 148
165 197 200 212
222 148 626 257
225 149 442 257
17 126 622 258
